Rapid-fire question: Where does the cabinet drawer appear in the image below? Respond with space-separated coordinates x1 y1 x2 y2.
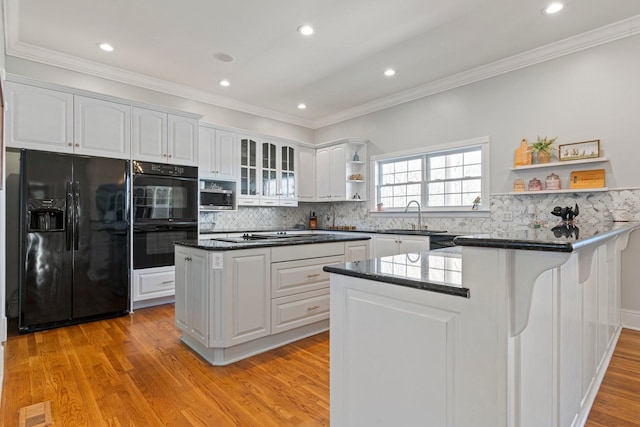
271 241 345 262
271 289 330 334
271 255 344 298
133 268 175 301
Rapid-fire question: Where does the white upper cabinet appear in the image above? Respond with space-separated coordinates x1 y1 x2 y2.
317 144 346 200
131 109 198 166
5 82 74 153
6 86 131 159
168 114 198 166
131 107 167 162
316 139 367 202
279 143 297 206
199 126 238 180
238 137 297 207
297 146 316 201
73 95 131 159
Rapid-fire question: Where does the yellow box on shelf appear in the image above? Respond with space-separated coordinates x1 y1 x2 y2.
569 169 605 189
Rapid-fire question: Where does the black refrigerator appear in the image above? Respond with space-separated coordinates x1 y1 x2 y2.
18 149 131 332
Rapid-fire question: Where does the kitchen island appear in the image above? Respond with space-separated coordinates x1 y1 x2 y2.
173 233 370 365
325 222 639 427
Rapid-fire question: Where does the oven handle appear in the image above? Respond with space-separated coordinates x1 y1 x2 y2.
133 222 197 232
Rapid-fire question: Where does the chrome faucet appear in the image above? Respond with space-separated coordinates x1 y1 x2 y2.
404 200 423 230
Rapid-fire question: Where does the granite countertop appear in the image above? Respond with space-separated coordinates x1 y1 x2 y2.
454 221 640 252
323 247 469 298
199 228 472 237
175 233 371 251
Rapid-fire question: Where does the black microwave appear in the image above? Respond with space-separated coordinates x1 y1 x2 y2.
200 188 233 210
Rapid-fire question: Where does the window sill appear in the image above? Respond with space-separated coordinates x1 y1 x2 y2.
368 209 491 218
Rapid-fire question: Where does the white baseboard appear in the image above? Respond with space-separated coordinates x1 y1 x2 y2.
621 309 640 331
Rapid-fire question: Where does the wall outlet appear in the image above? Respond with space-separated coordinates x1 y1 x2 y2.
212 253 223 270
503 211 513 221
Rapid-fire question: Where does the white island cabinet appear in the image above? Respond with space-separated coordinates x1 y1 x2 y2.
328 223 638 427
174 235 370 365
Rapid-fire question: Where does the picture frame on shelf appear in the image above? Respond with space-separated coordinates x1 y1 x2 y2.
559 140 600 162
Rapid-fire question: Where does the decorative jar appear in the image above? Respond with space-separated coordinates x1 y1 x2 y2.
528 178 542 191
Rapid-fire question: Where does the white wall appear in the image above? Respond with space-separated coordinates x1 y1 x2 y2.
4 56 315 144
314 34 640 315
314 35 640 193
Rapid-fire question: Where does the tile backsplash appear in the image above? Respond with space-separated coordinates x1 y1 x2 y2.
199 189 639 233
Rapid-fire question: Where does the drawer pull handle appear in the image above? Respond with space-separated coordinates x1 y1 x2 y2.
307 273 321 278
307 305 321 311
161 280 175 285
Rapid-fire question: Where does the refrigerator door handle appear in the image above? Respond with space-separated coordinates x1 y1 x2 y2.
73 180 80 250
66 180 73 251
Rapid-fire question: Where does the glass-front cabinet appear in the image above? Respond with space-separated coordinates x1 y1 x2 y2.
280 144 297 205
238 137 298 206
261 141 278 204
239 137 259 204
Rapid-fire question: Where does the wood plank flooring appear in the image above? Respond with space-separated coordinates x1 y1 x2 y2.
586 328 640 426
2 304 639 426
0 305 329 426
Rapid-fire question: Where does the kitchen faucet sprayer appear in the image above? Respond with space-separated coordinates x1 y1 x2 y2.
404 200 423 230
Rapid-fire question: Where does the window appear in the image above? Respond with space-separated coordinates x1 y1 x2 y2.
374 137 489 212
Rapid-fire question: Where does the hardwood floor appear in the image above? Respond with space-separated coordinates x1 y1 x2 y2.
586 328 640 426
0 305 329 426
2 305 639 426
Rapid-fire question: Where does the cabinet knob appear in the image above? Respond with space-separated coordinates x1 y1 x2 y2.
307 305 321 311
75 143 80 147
68 143 73 146
168 154 172 158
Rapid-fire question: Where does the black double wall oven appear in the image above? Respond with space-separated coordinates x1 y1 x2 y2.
132 161 198 270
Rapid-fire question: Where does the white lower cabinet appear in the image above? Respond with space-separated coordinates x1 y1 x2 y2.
345 239 371 261
132 266 176 304
174 240 366 365
222 248 272 346
175 246 210 345
373 234 429 258
271 289 330 334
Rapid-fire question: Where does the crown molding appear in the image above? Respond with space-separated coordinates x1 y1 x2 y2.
312 15 640 129
3 0 639 130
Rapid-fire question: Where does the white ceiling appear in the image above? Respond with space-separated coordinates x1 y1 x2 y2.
4 0 640 128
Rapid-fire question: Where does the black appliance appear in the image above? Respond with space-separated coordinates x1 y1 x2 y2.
200 188 233 210
19 150 130 333
132 161 198 269
429 234 458 250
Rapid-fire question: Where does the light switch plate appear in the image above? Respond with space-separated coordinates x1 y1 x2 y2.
212 253 223 269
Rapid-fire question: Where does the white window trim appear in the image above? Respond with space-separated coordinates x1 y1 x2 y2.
370 136 491 214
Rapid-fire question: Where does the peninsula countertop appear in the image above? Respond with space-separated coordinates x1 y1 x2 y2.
322 222 640 297
453 221 639 252
323 247 468 298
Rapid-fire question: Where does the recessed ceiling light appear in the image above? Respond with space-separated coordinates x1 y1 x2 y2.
297 25 314 36
213 52 235 63
97 42 114 52
297 103 307 110
219 80 230 87
543 2 564 14
384 68 396 77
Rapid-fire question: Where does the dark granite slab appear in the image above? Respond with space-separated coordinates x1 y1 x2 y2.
324 248 469 298
199 228 473 237
454 222 639 252
176 233 370 251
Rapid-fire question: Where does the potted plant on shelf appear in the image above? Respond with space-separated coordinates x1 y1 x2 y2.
530 135 558 164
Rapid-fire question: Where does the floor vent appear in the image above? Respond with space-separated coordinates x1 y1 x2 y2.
18 401 53 427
